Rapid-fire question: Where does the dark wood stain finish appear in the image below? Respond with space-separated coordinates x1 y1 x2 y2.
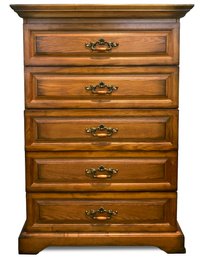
11 4 193 254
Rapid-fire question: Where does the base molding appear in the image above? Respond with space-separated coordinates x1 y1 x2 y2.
19 224 185 254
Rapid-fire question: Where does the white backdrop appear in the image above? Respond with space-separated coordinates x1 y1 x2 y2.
0 0 202 256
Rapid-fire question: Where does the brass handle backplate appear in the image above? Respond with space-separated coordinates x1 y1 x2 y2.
85 165 118 179
85 207 118 220
85 81 118 95
85 38 119 52
85 124 118 138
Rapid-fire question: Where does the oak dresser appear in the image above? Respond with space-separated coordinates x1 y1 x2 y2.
11 4 193 254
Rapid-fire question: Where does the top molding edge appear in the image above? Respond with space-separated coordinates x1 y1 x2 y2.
10 4 194 19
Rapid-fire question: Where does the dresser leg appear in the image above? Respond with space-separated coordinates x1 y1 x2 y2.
158 237 186 254
19 232 47 254
159 246 186 254
157 224 186 254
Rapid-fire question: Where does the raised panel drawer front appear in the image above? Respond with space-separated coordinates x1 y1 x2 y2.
25 109 178 151
24 22 179 66
26 151 177 192
10 4 194 254
25 66 178 109
26 192 177 232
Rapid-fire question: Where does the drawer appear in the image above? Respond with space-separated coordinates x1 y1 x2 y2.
24 22 179 66
26 151 177 192
25 66 178 109
26 192 177 232
25 109 178 151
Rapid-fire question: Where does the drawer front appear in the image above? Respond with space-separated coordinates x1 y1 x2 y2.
26 192 177 232
26 151 177 192
26 66 178 109
25 109 178 151
24 23 179 66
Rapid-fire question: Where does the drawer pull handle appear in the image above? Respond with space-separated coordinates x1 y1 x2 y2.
86 165 118 179
86 124 118 138
85 81 118 95
85 207 118 220
85 38 119 52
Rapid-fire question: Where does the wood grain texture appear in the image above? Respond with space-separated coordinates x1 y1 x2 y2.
10 4 194 19
24 22 179 66
26 151 177 192
25 192 177 233
10 3 193 254
19 225 185 254
25 109 178 151
25 66 178 109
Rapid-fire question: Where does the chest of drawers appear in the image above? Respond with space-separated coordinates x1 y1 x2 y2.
11 4 193 254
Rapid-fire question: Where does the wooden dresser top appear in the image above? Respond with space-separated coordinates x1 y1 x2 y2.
10 4 194 19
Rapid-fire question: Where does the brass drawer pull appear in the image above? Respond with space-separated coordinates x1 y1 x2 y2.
85 38 119 52
85 207 118 220
85 81 118 95
85 165 118 179
85 124 118 138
